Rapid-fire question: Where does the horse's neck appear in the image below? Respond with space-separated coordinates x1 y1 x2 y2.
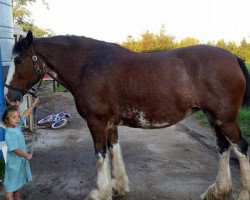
35 39 81 91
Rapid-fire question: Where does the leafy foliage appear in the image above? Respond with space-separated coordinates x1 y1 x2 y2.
122 25 176 52
178 37 200 47
12 0 54 36
122 25 250 63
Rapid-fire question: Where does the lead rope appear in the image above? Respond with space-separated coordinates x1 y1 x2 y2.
23 95 38 156
30 104 37 155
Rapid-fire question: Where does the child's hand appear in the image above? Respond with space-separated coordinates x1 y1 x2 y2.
25 153 32 160
32 97 40 107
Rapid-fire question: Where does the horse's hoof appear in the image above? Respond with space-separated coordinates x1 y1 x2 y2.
201 183 232 200
85 189 112 200
111 177 130 196
85 189 99 200
236 190 250 200
200 193 207 200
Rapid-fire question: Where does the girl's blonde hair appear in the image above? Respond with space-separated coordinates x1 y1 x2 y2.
2 107 19 125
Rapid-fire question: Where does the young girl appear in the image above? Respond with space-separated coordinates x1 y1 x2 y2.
2 97 39 200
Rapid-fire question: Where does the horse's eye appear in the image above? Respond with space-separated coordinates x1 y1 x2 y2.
14 57 22 65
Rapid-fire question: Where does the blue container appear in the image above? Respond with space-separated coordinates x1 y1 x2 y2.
0 46 5 159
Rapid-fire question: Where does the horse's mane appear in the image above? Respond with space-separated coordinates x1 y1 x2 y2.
13 35 123 56
13 38 26 55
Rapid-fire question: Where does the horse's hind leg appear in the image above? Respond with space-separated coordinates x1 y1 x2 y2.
108 126 129 196
232 136 250 200
201 121 232 200
85 118 112 200
216 122 250 200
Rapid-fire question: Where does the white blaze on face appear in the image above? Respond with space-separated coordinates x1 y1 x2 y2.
4 56 16 96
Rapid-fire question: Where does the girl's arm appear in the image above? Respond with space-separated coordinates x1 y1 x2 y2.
13 149 32 160
23 97 40 118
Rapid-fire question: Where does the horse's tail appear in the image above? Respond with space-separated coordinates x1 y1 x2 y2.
237 57 250 107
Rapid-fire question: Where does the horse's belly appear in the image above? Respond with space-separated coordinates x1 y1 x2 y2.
118 110 173 129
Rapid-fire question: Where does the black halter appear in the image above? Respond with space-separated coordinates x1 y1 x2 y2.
4 83 36 97
30 44 48 75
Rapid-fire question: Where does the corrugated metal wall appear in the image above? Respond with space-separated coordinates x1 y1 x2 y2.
0 0 14 78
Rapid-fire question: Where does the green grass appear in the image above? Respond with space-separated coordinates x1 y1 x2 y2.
193 111 209 127
194 108 250 143
55 84 67 92
0 158 5 180
36 80 67 93
238 107 250 142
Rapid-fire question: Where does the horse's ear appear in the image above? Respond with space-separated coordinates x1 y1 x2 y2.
26 30 33 46
18 35 23 41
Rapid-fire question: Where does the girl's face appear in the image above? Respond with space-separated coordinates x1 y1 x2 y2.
7 111 20 127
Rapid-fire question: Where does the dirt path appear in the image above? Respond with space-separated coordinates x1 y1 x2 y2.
0 89 242 200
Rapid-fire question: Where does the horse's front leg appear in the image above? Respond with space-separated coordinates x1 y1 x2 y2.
108 127 129 196
86 118 112 200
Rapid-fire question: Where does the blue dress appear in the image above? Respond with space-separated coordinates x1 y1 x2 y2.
4 116 32 192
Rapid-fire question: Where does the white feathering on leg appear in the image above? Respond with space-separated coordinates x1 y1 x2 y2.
86 153 112 200
233 146 250 200
201 150 232 200
110 143 129 195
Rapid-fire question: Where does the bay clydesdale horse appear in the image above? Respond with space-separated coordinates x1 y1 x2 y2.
5 31 250 200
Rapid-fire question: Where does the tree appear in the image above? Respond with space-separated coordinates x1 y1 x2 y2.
122 35 141 52
216 39 227 49
121 26 250 63
238 38 250 62
12 0 54 36
178 37 199 47
122 25 176 53
139 30 157 52
155 25 176 51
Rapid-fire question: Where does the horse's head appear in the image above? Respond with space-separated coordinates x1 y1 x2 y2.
5 31 45 100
